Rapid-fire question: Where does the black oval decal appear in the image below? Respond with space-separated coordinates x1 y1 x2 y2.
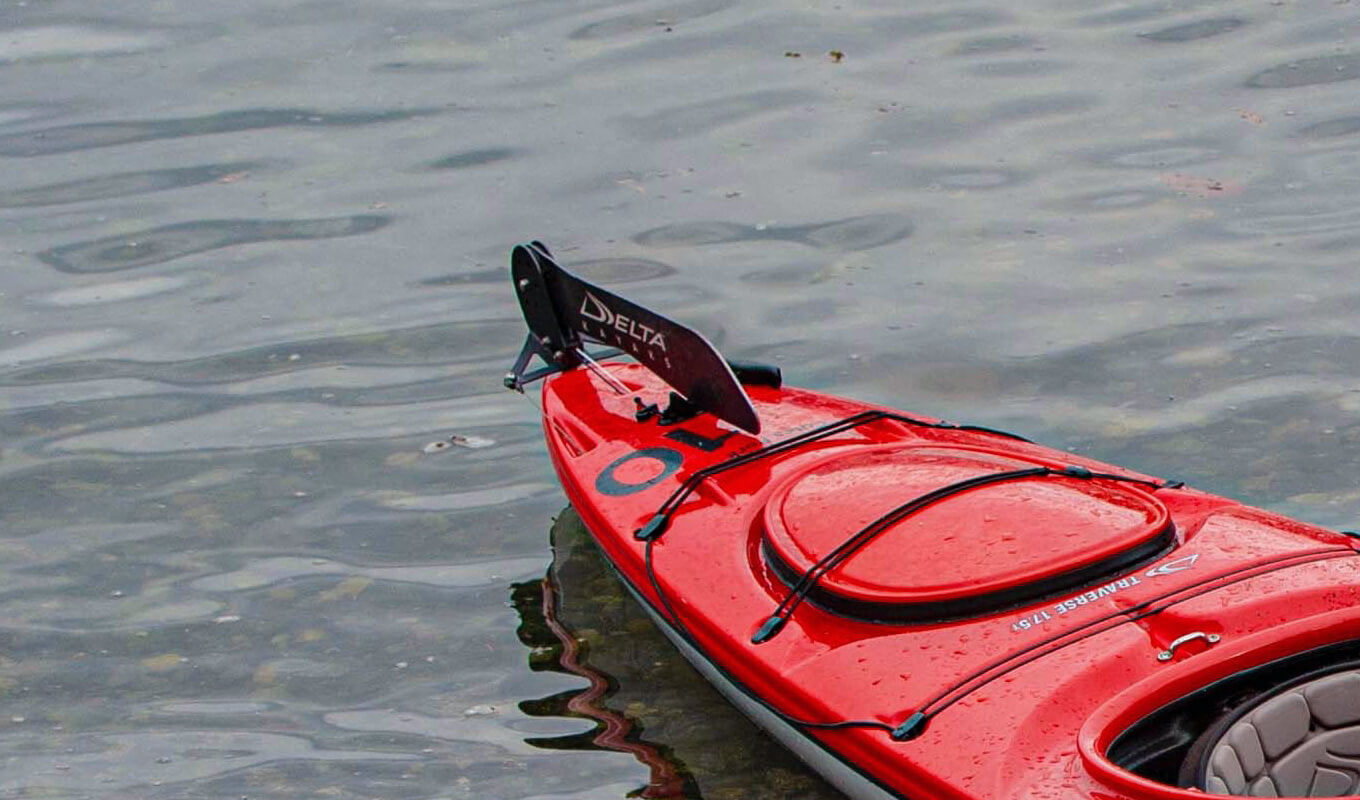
595 447 684 496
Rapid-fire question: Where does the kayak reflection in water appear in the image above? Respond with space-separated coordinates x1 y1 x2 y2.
511 510 691 799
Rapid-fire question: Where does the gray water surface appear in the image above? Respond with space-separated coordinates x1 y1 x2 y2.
4 0 1360 797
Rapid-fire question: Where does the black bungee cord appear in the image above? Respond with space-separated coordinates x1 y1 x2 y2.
634 410 1183 743
751 464 1178 645
891 546 1355 741
635 409 1032 543
643 534 899 736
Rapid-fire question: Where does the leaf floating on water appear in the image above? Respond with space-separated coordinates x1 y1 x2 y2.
319 576 372 602
828 50 845 63
141 653 183 673
1162 173 1243 198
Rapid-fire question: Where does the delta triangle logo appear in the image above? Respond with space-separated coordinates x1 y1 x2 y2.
578 291 667 351
579 291 614 325
1145 553 1199 578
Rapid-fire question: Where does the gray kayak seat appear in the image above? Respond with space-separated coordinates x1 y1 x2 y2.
1203 671 1360 796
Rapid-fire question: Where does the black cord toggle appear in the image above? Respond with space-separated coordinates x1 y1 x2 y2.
634 397 659 422
892 711 928 741
658 391 701 426
1062 465 1093 479
752 615 788 644
635 514 670 541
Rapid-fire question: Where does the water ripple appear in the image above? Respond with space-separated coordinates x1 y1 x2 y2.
966 58 1068 77
951 34 1038 56
1055 187 1162 212
1094 141 1225 169
569 0 735 40
383 483 559 511
429 147 521 170
31 275 194 307
1247 53 1360 89
0 24 172 62
567 256 676 283
0 731 413 795
873 8 1012 35
0 329 131 366
0 318 522 386
0 108 433 157
1298 116 1360 139
37 216 392 273
1078 2 1194 27
47 393 522 453
193 555 546 592
0 162 262 208
621 89 817 140
635 213 913 250
1138 18 1247 43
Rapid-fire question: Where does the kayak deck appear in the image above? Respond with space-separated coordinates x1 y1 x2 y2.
539 361 1360 800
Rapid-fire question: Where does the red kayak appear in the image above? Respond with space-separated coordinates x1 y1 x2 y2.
506 241 1360 799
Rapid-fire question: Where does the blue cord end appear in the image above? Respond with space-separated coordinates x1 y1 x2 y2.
751 615 787 644
1063 465 1092 479
892 711 927 741
634 514 669 541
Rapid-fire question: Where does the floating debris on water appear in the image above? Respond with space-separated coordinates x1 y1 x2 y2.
423 434 495 454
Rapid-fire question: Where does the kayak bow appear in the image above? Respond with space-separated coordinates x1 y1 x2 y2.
507 242 1360 800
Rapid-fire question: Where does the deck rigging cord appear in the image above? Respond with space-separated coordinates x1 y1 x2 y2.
634 409 1033 543
751 463 1178 645
893 546 1356 741
635 409 1181 741
643 535 898 736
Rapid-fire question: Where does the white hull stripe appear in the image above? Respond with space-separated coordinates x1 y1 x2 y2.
611 570 907 800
